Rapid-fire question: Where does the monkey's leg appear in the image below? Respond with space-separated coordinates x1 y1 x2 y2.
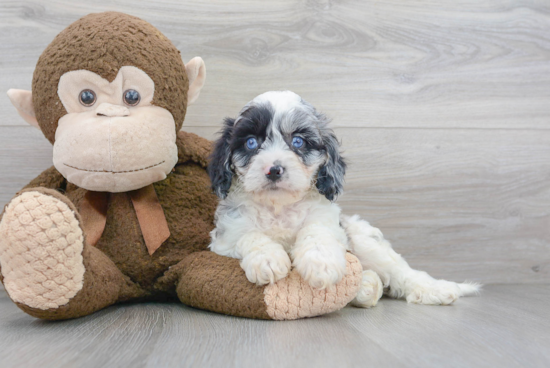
171 251 362 320
0 188 136 320
341 214 481 305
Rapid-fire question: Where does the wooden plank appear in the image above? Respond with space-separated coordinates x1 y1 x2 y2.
1 125 548 284
340 127 550 284
1 0 550 129
339 284 550 368
0 290 406 368
0 285 548 368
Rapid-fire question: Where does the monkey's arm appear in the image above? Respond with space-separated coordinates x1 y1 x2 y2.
173 251 363 320
1 166 66 223
23 166 67 191
176 130 213 168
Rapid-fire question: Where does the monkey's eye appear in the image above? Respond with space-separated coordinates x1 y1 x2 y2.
79 89 96 107
123 89 141 106
246 137 258 150
292 136 304 148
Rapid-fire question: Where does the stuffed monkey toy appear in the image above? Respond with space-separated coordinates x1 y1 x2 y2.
0 12 362 320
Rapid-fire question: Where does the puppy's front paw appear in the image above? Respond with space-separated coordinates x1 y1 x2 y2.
241 249 291 285
293 248 347 289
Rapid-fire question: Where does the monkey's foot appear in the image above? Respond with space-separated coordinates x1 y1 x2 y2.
350 270 384 308
264 253 362 320
0 190 85 310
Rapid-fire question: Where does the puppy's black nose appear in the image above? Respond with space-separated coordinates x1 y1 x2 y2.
266 165 284 181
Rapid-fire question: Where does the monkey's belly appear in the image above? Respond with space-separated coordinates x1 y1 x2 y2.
90 192 171 289
59 164 217 292
64 166 215 292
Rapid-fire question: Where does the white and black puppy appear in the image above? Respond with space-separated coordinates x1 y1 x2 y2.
208 91 479 307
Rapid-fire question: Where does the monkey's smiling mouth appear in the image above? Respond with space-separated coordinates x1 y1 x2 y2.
63 160 165 174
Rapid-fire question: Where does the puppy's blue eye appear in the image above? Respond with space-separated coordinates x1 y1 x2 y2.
292 136 304 148
246 137 258 150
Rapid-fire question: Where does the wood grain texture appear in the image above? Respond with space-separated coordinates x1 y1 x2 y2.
0 0 549 285
1 0 550 129
0 285 548 368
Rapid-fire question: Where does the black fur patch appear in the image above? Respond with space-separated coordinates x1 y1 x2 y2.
315 126 347 201
208 104 274 198
208 118 235 198
230 104 273 168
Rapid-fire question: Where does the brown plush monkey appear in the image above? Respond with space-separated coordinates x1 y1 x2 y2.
0 12 362 320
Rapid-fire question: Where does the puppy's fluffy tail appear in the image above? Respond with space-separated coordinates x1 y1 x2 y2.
458 282 482 297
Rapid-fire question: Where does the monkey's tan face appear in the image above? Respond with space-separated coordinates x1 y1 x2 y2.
53 66 178 192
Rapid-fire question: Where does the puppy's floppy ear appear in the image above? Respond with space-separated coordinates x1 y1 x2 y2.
208 118 234 198
316 124 347 201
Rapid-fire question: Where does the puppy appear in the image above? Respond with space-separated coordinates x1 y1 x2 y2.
208 91 479 307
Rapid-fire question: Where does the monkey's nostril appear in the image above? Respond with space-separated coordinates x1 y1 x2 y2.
266 165 284 182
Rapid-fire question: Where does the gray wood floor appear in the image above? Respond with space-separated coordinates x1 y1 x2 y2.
0 285 548 368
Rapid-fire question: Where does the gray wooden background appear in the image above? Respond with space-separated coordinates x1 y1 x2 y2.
1 0 549 285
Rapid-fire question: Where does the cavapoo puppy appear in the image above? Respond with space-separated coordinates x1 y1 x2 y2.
207 91 479 307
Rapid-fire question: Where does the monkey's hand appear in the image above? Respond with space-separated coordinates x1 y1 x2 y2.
174 251 363 320
22 166 67 192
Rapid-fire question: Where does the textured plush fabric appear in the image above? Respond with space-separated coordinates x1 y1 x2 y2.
264 253 363 320
32 12 188 143
176 129 213 168
175 251 272 319
0 189 85 309
17 244 138 321
79 185 172 255
176 252 363 320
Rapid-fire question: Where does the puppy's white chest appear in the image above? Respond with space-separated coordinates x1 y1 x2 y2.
261 207 309 250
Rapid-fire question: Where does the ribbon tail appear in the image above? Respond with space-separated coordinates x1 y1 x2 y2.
80 191 110 247
129 185 171 255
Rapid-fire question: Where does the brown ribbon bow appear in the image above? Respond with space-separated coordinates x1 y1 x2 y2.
79 184 170 255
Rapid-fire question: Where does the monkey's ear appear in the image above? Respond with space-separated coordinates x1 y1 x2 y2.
208 118 235 199
7 89 40 129
185 57 206 105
